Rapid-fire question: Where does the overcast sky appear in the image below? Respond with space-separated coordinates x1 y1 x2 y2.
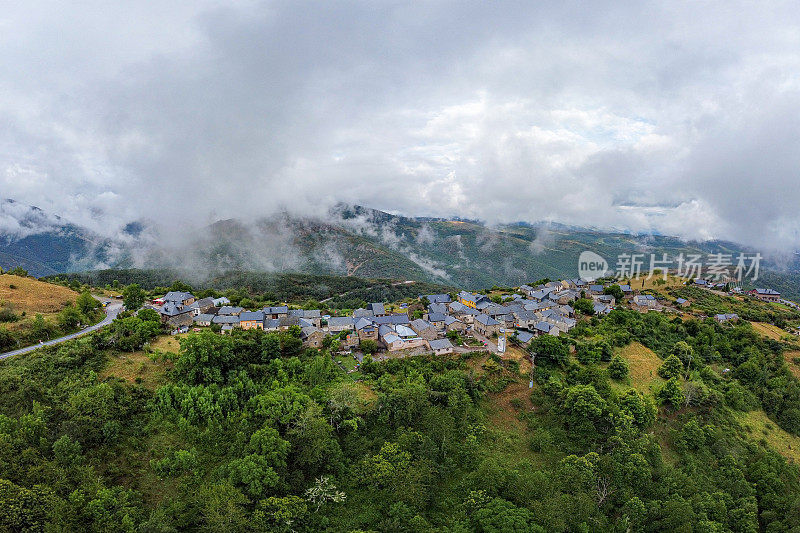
2 1 800 250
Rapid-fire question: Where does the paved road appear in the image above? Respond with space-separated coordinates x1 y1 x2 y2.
0 298 123 360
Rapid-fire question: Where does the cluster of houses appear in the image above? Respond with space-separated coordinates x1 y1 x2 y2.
149 293 461 354
691 278 782 303
146 278 631 355
146 276 791 355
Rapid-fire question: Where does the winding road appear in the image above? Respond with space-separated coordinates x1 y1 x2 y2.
0 298 123 360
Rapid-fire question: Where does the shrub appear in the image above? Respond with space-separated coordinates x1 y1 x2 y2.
0 306 19 323
657 355 684 380
608 355 629 380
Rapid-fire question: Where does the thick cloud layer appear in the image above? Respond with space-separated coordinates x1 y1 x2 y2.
2 1 799 250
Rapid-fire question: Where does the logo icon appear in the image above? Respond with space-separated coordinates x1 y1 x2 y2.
578 251 608 281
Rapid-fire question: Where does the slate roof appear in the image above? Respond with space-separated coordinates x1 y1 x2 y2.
535 321 555 333
428 303 449 315
288 309 322 319
264 319 281 329
159 302 191 316
194 313 215 323
213 297 231 306
411 318 435 331
539 309 559 319
514 330 535 344
557 316 577 328
190 297 215 310
279 316 312 328
483 304 507 316
240 311 265 321
372 314 410 325
355 318 374 330
421 294 452 304
367 302 386 315
514 310 538 321
449 302 478 315
443 315 460 325
301 326 322 338
429 338 454 350
328 316 355 328
218 306 244 315
754 288 780 295
593 303 611 315
426 312 448 323
163 291 194 303
589 284 604 293
353 308 375 318
475 314 500 326
676 298 688 304
264 306 289 314
212 315 240 324
715 313 739 322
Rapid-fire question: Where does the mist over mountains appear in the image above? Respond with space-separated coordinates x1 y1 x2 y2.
4 199 796 292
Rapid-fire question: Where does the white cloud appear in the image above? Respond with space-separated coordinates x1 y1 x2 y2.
1 1 800 253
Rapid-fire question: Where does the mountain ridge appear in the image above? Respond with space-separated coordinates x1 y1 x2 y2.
2 199 796 292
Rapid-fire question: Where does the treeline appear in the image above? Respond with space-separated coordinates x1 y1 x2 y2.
46 269 454 307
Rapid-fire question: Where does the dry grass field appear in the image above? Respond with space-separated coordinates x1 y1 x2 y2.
736 410 800 464
100 334 186 389
100 350 169 390
749 321 788 341
615 342 665 393
150 334 184 354
625 274 687 295
0 274 78 314
783 350 800 379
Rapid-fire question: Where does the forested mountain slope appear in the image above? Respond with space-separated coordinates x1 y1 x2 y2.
8 200 799 297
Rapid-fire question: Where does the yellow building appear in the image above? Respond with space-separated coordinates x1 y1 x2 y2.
457 291 478 309
239 311 265 330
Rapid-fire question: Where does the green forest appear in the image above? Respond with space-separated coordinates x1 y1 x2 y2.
1 296 800 531
46 269 455 310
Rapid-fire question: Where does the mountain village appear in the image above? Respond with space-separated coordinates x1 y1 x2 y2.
147 274 787 360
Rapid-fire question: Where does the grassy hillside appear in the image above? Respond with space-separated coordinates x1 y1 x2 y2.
0 273 102 352
0 273 79 314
